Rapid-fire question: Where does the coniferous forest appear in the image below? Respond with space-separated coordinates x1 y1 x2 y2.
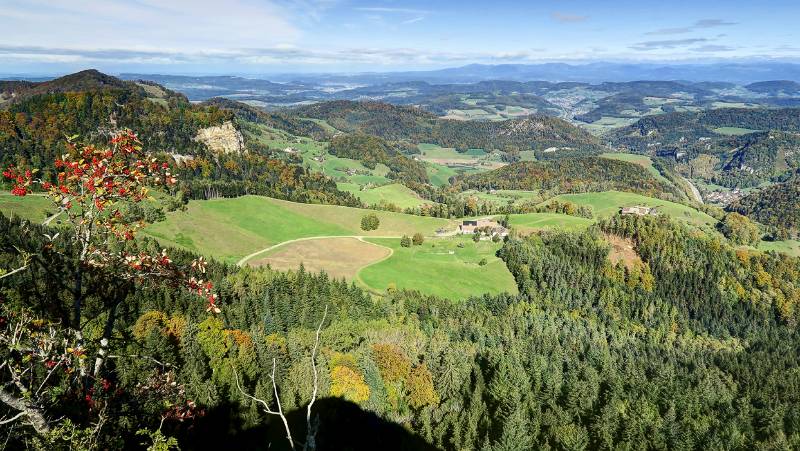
3 17 800 447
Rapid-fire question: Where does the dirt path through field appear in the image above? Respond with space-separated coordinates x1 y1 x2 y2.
248 237 393 280
237 235 400 267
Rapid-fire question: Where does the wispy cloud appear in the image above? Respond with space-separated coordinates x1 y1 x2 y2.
402 16 425 25
630 38 710 51
691 44 736 53
551 12 588 23
0 43 538 67
646 19 737 35
1 0 300 52
355 7 431 15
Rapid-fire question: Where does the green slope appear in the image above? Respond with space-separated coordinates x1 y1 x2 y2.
145 195 451 264
359 236 517 300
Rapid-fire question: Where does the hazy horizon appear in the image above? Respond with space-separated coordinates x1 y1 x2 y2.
2 0 798 75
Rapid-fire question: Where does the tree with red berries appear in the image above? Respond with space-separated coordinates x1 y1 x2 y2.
1 130 219 434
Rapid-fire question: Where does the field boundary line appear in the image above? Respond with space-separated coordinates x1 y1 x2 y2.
236 235 401 267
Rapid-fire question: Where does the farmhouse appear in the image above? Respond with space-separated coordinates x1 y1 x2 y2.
283 146 300 154
460 219 509 237
620 206 658 216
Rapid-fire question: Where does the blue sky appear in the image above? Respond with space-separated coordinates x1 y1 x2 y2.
1 0 798 74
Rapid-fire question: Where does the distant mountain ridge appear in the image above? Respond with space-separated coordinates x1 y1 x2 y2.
260 62 800 84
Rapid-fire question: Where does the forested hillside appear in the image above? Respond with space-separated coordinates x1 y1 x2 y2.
295 100 604 152
456 157 684 199
0 71 360 206
202 97 331 141
715 131 800 187
609 108 800 187
327 134 429 184
728 174 800 236
2 208 799 449
613 108 800 150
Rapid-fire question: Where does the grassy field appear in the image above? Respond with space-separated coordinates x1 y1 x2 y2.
581 117 638 135
426 163 459 187
145 196 452 264
712 127 762 136
460 189 543 207
758 239 800 257
549 191 717 227
417 143 486 160
0 193 54 223
359 236 518 299
337 183 429 209
250 237 391 279
248 124 393 185
508 212 594 233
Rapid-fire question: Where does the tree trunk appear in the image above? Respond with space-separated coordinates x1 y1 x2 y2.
93 297 120 377
0 387 51 435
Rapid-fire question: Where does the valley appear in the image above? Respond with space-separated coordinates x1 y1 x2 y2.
3 60 800 450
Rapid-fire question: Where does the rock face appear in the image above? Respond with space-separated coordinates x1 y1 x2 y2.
194 121 245 155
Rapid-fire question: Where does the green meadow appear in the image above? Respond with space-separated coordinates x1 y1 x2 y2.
145 196 451 264
550 191 717 227
0 193 54 223
359 236 518 299
712 126 762 136
337 182 430 209
507 212 595 232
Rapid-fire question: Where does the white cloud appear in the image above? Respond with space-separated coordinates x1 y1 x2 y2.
551 12 588 23
630 38 711 51
0 0 300 52
402 16 425 25
645 19 737 35
355 7 432 15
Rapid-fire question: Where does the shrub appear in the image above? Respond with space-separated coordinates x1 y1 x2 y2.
400 235 412 247
412 233 424 246
360 213 380 231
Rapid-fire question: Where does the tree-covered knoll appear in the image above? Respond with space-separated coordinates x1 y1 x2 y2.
455 157 684 200
0 71 360 207
729 174 800 236
327 134 429 184
295 100 604 153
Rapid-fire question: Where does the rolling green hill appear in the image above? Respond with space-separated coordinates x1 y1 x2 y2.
337 183 431 209
359 236 517 299
551 191 717 227
145 195 451 264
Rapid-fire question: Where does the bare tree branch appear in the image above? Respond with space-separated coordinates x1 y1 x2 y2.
0 264 29 281
304 305 328 451
232 306 329 451
0 411 25 425
233 360 295 450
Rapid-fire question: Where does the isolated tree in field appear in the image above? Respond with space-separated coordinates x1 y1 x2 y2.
1 130 218 434
400 235 412 247
360 213 380 231
719 212 760 245
412 233 424 246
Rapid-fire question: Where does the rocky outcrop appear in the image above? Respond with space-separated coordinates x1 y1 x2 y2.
194 121 245 155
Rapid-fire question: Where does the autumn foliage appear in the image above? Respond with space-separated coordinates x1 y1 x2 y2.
3 130 220 313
